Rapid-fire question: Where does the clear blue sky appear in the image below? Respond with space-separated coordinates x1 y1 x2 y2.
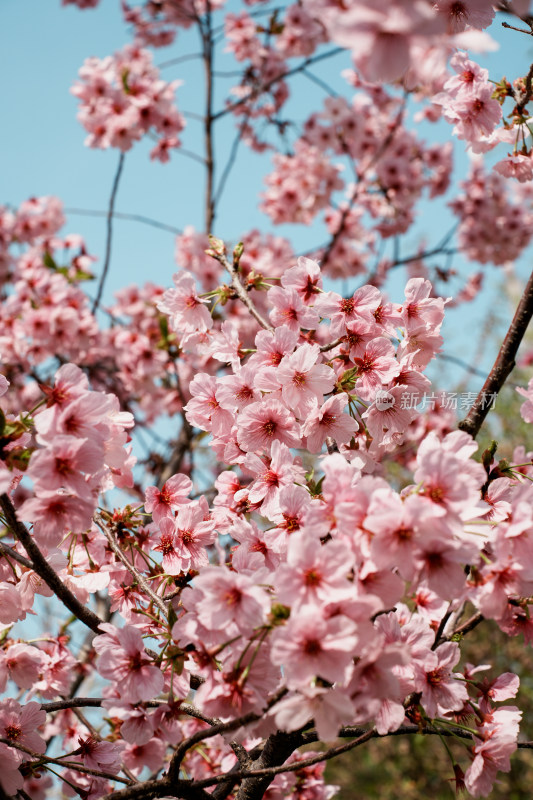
2 0 533 389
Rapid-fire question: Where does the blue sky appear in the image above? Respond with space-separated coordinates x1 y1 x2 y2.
2 0 533 391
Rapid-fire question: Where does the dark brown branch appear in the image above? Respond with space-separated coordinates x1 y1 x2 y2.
449 611 485 639
238 729 374 782
41 697 103 713
325 436 339 454
102 778 171 800
92 152 125 314
458 267 533 438
0 494 104 635
233 731 304 800
431 608 453 650
95 717 533 800
320 336 344 353
515 61 533 114
168 709 264 781
0 737 131 784
0 539 33 569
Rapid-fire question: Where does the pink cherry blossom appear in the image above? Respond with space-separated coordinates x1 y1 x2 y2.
267 286 320 332
154 502 216 574
271 611 358 688
190 565 270 636
95 624 164 702
157 271 213 335
276 343 336 415
302 394 358 453
144 473 192 523
237 398 300 453
0 699 46 754
274 533 353 609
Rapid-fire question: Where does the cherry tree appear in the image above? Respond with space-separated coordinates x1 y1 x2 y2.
3 1 533 799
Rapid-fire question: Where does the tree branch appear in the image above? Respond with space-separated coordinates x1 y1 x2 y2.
92 152 125 314
0 737 131 784
213 115 250 209
202 6 215 232
0 539 33 569
41 697 104 713
0 494 104 635
319 98 407 272
210 251 274 332
94 513 170 619
458 266 533 438
213 48 344 121
65 207 182 236
102 779 172 800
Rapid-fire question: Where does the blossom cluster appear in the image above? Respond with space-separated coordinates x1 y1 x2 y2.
0 247 529 797
71 44 185 160
450 159 533 265
4 0 533 797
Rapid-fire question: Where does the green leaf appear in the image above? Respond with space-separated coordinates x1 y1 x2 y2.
43 251 59 271
121 68 131 94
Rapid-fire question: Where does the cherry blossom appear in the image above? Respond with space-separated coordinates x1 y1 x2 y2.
2 4 533 798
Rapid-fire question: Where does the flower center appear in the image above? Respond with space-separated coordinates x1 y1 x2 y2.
262 420 277 437
304 569 322 587
340 298 354 314
303 638 321 656
225 587 242 606
5 724 22 740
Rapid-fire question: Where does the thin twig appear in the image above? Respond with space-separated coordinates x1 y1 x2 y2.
213 116 250 208
157 52 203 69
94 513 169 619
320 336 344 353
202 6 215 231
436 353 491 382
65 208 182 236
92 152 125 314
0 540 33 569
213 48 344 121
320 98 407 271
0 737 131 785
168 708 264 780
502 20 533 34
448 612 485 640
0 494 104 635
302 68 338 97
212 252 274 332
431 608 452 650
177 146 207 166
459 266 533 438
